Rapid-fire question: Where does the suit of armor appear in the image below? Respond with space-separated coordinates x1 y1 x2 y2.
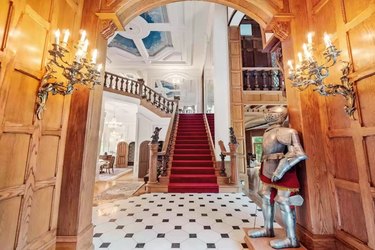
249 106 307 249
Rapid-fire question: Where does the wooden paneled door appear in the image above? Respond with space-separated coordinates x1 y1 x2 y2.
0 0 83 249
138 141 150 178
116 141 128 168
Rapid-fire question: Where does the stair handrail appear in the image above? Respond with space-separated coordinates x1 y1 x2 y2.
104 71 178 114
157 103 179 177
203 114 219 162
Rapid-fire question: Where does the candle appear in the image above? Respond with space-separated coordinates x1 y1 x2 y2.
62 30 70 45
80 30 86 43
91 49 98 64
75 49 83 62
287 60 294 70
54 29 60 44
302 43 312 60
307 32 313 46
83 40 89 51
298 52 303 63
324 33 332 48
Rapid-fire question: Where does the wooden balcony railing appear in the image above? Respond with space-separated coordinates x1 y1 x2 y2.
104 72 177 114
242 67 284 91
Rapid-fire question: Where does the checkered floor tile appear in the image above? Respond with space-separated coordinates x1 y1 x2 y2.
92 193 280 250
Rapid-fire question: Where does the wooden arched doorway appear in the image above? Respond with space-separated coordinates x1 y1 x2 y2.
128 142 135 166
138 140 150 178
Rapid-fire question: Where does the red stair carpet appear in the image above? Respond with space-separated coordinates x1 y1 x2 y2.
168 114 219 193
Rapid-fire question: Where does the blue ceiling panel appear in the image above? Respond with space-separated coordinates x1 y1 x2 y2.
108 34 141 57
140 6 169 23
142 31 173 57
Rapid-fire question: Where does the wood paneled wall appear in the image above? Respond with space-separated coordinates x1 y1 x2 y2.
228 27 247 181
284 0 375 249
0 0 83 249
313 0 375 248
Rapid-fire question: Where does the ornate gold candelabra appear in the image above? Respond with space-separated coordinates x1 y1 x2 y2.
287 33 356 119
36 30 102 119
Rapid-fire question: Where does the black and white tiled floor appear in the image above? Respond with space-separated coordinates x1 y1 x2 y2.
92 193 281 250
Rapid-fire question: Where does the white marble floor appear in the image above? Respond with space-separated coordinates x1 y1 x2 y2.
92 193 280 250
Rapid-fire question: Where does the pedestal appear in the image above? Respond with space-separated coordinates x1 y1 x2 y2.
243 228 306 250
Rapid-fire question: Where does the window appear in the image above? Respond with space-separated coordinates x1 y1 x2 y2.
240 24 252 36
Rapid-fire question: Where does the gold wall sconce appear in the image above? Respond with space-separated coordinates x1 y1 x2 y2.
287 32 356 119
36 29 102 119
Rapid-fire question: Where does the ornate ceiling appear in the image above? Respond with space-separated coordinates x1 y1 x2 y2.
106 2 214 70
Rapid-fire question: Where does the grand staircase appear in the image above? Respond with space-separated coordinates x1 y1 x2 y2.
168 114 219 193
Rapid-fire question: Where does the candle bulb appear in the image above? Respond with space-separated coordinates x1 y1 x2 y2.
54 29 60 45
287 60 294 70
298 52 303 63
91 49 98 64
82 40 89 60
302 43 312 60
307 32 313 46
75 49 83 62
324 33 332 48
62 30 70 45
80 30 86 43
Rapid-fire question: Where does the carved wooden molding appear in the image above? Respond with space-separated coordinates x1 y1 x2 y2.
269 21 290 41
99 19 118 40
265 13 293 41
96 12 124 40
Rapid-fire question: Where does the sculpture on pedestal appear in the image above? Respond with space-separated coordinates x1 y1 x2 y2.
151 127 162 144
248 106 307 249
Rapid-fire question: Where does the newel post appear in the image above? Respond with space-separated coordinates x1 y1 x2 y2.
148 127 162 184
229 127 239 185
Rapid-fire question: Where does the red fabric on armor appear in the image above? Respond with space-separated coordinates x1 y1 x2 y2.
259 164 300 189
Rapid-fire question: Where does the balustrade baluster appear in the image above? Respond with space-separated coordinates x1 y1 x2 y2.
267 70 274 90
109 74 114 89
147 89 152 101
125 79 129 92
152 92 157 105
104 73 108 87
130 81 135 94
162 98 166 111
262 71 268 90
254 71 260 90
277 71 283 91
157 96 161 108
114 76 119 90
120 78 124 91
245 71 251 90
171 102 174 113
135 82 139 96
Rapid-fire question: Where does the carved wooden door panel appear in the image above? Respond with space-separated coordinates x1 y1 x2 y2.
138 140 150 178
0 0 83 249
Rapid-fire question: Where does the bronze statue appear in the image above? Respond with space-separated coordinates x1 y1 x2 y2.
248 106 307 249
151 127 162 144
